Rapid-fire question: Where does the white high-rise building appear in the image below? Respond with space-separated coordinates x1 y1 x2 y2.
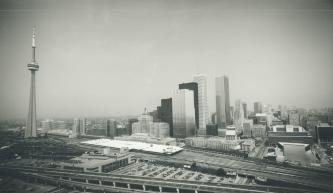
72 118 80 138
41 119 54 131
193 74 210 133
215 76 231 128
79 118 87 135
172 89 196 138
234 99 244 132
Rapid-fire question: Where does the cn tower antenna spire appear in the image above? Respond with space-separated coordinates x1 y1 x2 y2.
32 26 36 63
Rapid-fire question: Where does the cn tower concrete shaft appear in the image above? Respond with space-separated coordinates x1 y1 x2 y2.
25 27 39 138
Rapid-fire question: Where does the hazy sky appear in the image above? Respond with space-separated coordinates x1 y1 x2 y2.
0 0 333 120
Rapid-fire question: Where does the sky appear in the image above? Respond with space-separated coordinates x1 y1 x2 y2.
0 0 333 120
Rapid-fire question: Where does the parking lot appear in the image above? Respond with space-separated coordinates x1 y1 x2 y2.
112 162 253 185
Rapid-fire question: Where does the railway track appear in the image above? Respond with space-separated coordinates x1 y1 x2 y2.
1 165 328 193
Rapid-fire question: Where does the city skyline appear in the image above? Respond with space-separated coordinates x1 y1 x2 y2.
1 0 333 120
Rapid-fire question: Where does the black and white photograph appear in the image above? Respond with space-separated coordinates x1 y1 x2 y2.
0 0 333 192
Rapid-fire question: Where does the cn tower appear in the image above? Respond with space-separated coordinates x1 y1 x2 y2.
25 27 39 138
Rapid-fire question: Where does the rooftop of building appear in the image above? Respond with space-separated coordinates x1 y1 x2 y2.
115 133 175 143
226 125 236 130
185 136 239 144
61 152 128 169
271 125 305 132
255 113 267 117
82 138 182 155
226 130 236 136
278 142 309 146
318 123 332 127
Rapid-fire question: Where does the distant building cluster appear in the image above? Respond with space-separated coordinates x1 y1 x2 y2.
132 109 170 138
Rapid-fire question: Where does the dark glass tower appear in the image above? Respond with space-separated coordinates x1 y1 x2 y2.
157 98 173 137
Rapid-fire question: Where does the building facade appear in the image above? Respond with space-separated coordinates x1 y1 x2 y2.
132 110 170 138
41 119 54 131
172 89 196 138
215 76 231 128
157 98 173 137
106 120 117 138
193 74 210 133
234 99 245 132
242 102 248 119
254 102 263 114
288 111 300 126
179 82 199 130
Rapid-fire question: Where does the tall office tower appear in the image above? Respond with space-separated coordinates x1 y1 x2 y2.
288 110 300 126
179 82 199 130
193 74 210 134
157 98 173 136
234 99 245 131
106 120 117 138
242 103 248 118
25 27 39 138
254 102 263 114
328 108 333 125
127 118 138 135
79 118 87 135
72 118 80 137
41 119 54 131
215 76 231 128
172 89 196 138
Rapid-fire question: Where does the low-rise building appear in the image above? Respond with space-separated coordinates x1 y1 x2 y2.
225 125 238 140
240 139 255 152
185 137 240 151
315 123 333 147
268 125 313 145
58 151 130 173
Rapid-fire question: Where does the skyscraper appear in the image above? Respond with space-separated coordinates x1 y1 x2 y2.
179 82 199 129
254 102 263 114
215 76 231 128
127 118 138 136
72 118 80 138
234 99 245 132
242 102 248 118
25 27 39 138
193 74 210 133
288 110 300 126
172 89 196 138
106 119 117 138
79 118 87 135
157 98 173 136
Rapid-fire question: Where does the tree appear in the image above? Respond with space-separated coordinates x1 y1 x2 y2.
216 168 227 176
